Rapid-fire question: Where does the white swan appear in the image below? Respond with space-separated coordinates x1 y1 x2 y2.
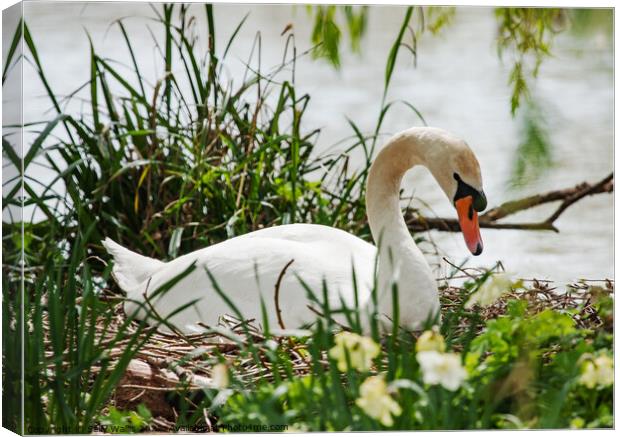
103 127 486 334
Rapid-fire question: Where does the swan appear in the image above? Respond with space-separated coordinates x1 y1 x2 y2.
103 126 487 334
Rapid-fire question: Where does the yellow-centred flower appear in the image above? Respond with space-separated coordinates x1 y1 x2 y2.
579 352 613 389
355 375 402 427
417 350 467 391
329 331 380 372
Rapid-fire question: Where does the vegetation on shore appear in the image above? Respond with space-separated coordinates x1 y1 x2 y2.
2 4 613 433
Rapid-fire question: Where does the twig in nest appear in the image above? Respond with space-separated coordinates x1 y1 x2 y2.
274 259 295 331
140 284 194 348
442 257 479 280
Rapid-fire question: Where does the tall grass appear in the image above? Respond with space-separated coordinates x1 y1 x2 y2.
11 4 421 261
2 3 425 432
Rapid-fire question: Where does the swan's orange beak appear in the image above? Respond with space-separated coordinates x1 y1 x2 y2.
455 196 483 256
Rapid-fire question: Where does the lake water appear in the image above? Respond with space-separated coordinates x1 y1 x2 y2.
11 3 614 283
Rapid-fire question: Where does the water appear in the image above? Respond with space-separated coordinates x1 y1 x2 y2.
14 3 614 283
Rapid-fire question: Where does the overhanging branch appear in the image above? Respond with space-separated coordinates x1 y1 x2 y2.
405 173 613 233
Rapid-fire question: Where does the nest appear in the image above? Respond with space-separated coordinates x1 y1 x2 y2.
83 306 315 431
440 275 614 341
43 274 613 432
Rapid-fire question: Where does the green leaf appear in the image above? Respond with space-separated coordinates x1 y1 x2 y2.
2 17 22 84
384 7 413 94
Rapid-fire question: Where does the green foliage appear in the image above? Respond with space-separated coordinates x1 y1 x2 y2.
384 7 413 96
16 225 196 433
308 5 367 67
509 99 553 188
464 299 611 429
307 6 457 69
3 3 426 264
310 6 342 67
2 17 24 434
2 240 22 434
495 8 567 116
344 6 368 53
306 6 575 118
98 405 152 433
425 7 456 35
467 300 577 377
9 4 378 263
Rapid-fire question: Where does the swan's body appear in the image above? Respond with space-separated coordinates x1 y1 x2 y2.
104 127 486 334
104 224 379 331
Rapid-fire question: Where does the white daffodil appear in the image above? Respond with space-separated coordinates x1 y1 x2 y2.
593 355 614 387
416 326 446 353
579 361 599 389
355 375 402 427
579 352 613 389
329 331 380 372
465 273 515 308
417 350 468 391
211 363 229 389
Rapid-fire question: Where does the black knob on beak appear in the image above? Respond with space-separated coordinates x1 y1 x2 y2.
474 190 487 212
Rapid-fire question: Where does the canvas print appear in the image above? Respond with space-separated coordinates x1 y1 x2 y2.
2 1 614 433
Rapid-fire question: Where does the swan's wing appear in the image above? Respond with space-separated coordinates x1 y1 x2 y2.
240 223 372 246
123 224 377 332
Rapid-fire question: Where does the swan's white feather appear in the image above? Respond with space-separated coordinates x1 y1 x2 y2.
106 224 377 332
102 237 164 291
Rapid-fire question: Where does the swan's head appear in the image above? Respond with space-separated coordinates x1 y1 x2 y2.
424 131 487 256
368 127 487 255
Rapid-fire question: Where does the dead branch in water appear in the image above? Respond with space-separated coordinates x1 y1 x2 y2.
406 173 613 233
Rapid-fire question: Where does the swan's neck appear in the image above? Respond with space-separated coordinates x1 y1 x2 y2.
365 129 440 330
